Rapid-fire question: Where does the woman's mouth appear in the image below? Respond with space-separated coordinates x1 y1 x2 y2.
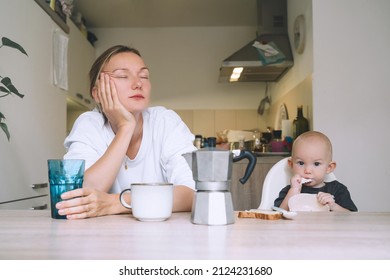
130 94 144 99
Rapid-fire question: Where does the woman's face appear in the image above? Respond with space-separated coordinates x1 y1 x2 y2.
102 52 151 113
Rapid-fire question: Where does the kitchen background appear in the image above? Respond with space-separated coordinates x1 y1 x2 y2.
0 0 389 212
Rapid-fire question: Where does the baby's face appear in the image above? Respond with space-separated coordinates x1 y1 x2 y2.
290 140 333 187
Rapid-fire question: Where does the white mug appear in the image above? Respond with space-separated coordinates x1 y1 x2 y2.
119 183 174 222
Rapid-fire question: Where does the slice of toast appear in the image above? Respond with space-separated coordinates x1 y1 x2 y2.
238 209 282 220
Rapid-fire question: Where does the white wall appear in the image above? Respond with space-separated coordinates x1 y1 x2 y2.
312 0 390 211
272 0 314 102
92 26 268 110
0 1 67 201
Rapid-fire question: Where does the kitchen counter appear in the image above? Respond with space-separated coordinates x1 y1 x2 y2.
0 210 389 260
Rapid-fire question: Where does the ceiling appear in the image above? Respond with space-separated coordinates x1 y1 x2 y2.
72 0 257 28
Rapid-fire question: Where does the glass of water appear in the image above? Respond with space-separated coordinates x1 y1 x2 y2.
47 159 85 219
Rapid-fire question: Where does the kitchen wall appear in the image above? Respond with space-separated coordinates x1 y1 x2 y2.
310 0 390 211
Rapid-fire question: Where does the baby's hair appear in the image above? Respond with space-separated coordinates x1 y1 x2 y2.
292 131 333 159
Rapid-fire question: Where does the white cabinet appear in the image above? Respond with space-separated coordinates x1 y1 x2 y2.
67 20 95 110
0 195 49 210
0 1 67 209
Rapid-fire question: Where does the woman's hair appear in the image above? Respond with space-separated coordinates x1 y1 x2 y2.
89 45 141 98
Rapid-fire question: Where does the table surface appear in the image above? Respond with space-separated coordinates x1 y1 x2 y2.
0 210 389 260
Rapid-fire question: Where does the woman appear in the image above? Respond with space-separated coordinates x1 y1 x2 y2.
58 45 196 219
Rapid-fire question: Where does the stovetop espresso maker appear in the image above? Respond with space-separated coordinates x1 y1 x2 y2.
184 148 257 225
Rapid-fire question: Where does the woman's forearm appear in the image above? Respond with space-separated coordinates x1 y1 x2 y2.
173 185 194 212
83 125 133 192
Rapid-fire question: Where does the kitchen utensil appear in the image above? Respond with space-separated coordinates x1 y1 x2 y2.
183 148 257 225
257 83 271 115
301 178 312 184
271 206 297 219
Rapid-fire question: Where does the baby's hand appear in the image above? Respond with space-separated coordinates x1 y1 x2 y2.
317 191 336 209
290 174 303 190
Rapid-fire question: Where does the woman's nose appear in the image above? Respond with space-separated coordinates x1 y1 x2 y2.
131 78 142 89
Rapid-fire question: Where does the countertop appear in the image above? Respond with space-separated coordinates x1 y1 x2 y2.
0 210 389 260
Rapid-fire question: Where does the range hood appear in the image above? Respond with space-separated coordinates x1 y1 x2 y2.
219 0 293 83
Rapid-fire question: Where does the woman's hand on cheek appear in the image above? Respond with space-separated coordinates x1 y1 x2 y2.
95 73 136 132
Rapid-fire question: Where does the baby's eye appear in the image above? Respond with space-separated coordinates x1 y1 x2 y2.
297 161 304 166
314 162 321 166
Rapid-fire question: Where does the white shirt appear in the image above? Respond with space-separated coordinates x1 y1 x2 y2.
64 106 196 193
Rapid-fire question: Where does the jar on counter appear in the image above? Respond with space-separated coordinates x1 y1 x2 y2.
271 130 283 152
194 135 202 149
207 137 217 148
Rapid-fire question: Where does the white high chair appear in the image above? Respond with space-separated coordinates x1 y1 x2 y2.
257 157 336 210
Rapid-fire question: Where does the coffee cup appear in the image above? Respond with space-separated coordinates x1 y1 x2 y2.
119 183 174 222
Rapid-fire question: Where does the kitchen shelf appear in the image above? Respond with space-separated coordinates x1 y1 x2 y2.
34 0 69 34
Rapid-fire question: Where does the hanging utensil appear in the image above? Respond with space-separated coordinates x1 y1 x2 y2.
257 83 271 115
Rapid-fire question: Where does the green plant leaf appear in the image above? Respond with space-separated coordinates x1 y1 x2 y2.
0 85 10 93
1 37 28 56
0 77 24 98
0 115 11 141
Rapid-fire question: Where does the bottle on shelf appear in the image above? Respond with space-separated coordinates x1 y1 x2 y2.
292 105 309 139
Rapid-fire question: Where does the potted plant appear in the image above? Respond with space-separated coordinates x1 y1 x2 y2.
0 37 28 141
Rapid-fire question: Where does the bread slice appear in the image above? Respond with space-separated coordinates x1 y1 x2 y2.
238 209 282 220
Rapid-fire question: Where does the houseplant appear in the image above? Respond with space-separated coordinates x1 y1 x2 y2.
0 37 28 141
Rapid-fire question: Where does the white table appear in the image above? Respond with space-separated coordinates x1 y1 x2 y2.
0 210 389 260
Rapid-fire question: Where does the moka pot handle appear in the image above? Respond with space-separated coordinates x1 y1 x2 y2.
232 150 257 184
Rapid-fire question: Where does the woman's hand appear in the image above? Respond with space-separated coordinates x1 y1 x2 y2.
56 187 129 219
95 73 136 133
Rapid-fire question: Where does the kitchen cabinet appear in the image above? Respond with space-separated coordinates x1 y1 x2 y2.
0 195 48 210
67 20 95 110
231 156 285 210
0 1 67 210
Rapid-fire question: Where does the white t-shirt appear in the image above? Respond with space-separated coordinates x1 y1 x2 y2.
64 106 196 193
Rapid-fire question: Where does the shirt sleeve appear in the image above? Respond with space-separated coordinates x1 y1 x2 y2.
330 181 358 211
273 185 291 207
154 109 196 189
63 112 109 170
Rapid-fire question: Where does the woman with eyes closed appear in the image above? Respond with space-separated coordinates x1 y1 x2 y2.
59 45 197 219
274 131 357 212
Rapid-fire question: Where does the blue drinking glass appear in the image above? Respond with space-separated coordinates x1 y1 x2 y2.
47 159 85 219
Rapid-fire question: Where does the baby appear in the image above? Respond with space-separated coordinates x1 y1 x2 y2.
274 131 357 212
